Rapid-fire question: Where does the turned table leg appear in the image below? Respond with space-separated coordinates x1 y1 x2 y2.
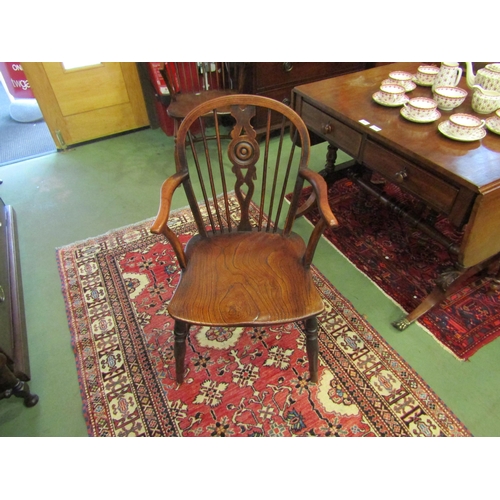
319 143 339 180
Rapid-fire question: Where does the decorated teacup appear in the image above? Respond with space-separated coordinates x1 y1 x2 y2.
403 97 438 120
433 86 468 110
388 71 414 91
415 65 439 86
378 84 406 104
448 113 485 138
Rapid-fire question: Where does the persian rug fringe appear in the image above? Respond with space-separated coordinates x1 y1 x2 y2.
56 218 154 251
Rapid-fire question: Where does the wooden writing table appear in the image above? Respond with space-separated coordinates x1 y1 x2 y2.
292 62 500 329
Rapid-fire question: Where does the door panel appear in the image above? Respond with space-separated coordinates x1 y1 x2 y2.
22 62 149 148
44 63 130 115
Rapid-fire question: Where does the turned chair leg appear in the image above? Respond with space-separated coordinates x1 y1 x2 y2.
304 316 319 383
173 320 189 384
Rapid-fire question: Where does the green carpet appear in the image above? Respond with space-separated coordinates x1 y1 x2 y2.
0 127 499 437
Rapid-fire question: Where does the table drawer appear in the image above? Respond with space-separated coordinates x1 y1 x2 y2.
300 101 362 158
363 139 459 215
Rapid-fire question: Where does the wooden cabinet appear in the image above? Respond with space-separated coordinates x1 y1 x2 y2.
0 198 38 407
242 62 370 131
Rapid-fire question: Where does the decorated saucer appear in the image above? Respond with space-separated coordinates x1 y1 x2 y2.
405 81 417 92
400 106 441 123
438 121 487 142
372 92 409 107
485 117 500 135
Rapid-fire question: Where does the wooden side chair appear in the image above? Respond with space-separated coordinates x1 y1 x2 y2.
159 62 246 138
151 94 338 384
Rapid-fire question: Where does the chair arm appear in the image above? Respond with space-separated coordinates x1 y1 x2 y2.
299 168 339 229
299 169 339 268
150 171 189 269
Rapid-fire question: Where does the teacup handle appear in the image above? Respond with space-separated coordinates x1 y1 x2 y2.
472 119 486 129
454 67 463 86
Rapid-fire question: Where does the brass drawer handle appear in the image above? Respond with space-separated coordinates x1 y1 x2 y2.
323 122 333 134
283 62 293 73
394 169 408 183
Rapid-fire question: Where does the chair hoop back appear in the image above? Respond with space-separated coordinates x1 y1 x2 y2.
174 94 311 237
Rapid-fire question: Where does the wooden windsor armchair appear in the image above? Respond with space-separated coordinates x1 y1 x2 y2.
159 62 246 138
151 94 338 384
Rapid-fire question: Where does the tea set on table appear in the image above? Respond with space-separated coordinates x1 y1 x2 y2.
372 62 500 141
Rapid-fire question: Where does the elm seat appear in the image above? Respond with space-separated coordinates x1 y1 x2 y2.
169 231 325 325
150 94 339 384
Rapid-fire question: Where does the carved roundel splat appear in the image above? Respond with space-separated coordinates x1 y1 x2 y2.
228 136 260 167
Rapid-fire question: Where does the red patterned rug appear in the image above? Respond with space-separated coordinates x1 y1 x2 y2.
295 178 500 360
56 196 470 436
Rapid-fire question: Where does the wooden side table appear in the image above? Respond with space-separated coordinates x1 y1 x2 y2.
292 63 500 329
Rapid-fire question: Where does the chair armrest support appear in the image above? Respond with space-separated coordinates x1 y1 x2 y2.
299 168 339 228
299 169 339 268
150 171 189 269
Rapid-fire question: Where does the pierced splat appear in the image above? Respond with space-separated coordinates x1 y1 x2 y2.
228 104 259 231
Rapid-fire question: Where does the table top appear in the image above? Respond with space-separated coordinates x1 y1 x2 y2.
294 62 500 194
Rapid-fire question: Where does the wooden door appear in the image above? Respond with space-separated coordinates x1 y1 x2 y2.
21 62 149 148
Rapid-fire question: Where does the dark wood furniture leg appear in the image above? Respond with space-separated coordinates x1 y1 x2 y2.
319 143 358 183
296 143 356 219
0 352 38 407
487 260 500 295
174 320 189 384
392 258 498 331
304 316 319 383
319 143 339 181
